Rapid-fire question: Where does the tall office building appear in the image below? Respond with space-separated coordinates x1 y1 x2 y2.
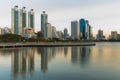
79 18 86 39
12 6 35 35
64 28 68 39
89 25 93 40
71 21 80 39
57 31 63 39
1 27 11 34
86 20 90 40
97 29 105 40
110 31 118 40
11 6 19 34
28 9 34 30
46 23 52 38
98 29 103 38
52 26 58 38
41 11 48 38
19 7 27 34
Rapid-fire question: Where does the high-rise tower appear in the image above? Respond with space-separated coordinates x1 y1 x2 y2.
79 18 86 39
11 6 19 34
19 7 27 34
12 6 35 35
28 9 34 30
64 28 68 39
86 20 90 40
71 21 80 39
41 11 48 38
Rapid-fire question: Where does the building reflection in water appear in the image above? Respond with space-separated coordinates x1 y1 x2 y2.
11 47 92 79
11 48 35 79
28 48 35 75
40 47 54 73
64 47 68 56
41 48 48 73
71 47 91 66
19 48 27 77
71 47 80 63
52 47 57 58
11 49 19 78
80 47 91 66
38 47 67 74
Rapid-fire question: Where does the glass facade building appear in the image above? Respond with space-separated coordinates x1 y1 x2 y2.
28 9 34 29
19 7 27 34
12 6 34 35
64 28 68 39
22 7 27 33
41 11 48 38
11 6 19 34
71 21 80 39
79 18 86 39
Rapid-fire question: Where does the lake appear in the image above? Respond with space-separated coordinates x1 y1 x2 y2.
0 42 120 80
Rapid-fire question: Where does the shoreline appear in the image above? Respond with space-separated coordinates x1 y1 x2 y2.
0 42 96 48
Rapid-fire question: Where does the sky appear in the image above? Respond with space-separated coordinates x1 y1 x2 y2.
0 0 120 37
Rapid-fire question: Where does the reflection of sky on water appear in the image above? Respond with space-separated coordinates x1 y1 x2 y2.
0 43 120 80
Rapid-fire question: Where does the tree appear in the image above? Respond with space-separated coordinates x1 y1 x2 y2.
0 34 23 42
36 31 44 38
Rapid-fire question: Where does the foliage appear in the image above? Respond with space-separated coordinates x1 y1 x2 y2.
0 33 96 43
0 34 23 42
36 31 44 38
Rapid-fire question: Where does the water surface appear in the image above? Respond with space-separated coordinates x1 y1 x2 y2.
0 42 120 80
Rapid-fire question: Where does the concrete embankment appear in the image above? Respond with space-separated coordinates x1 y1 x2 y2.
0 42 96 48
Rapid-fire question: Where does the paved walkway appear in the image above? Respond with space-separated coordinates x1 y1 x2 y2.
0 42 96 48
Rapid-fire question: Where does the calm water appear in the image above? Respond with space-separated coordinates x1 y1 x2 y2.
0 42 120 80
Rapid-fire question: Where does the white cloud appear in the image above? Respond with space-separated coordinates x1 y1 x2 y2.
0 0 120 37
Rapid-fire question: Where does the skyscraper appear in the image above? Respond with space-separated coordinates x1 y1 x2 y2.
64 28 68 39
86 20 90 40
79 18 86 39
89 25 93 40
71 21 80 39
110 31 118 40
52 26 58 38
46 23 52 38
28 9 34 30
12 6 35 35
57 31 63 39
41 11 48 38
19 7 27 34
97 29 105 40
11 6 19 34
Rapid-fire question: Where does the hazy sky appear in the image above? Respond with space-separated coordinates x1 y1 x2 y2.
0 0 120 37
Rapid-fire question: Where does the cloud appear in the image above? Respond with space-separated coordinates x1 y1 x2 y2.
0 0 120 37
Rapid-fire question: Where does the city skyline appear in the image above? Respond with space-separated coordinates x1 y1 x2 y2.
11 6 34 35
0 0 120 37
